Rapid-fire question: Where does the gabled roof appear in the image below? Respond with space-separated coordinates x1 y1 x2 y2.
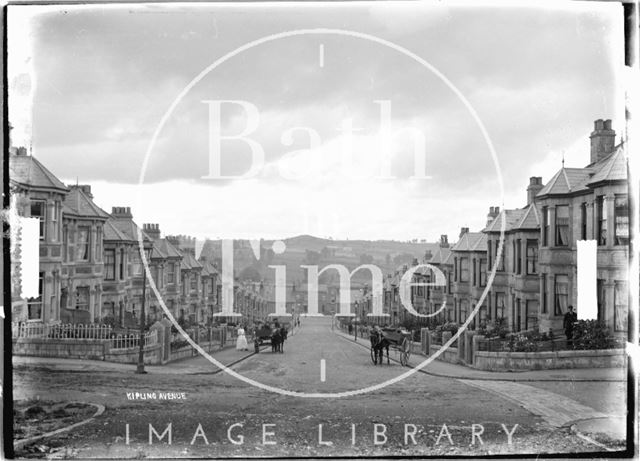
153 238 182 259
428 246 452 265
10 154 69 193
585 147 627 185
441 249 455 266
63 187 110 220
200 260 218 277
513 203 541 230
103 218 133 242
180 251 203 270
482 209 525 233
109 216 152 245
151 240 169 260
451 232 487 252
537 167 592 196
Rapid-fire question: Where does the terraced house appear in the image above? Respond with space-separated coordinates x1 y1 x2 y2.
9 150 227 329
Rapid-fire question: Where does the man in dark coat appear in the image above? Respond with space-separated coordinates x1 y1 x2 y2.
563 305 578 346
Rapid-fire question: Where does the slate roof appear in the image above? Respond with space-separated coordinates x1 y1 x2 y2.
428 246 452 265
109 217 152 246
513 203 541 230
536 168 592 196
153 238 182 259
180 251 203 270
103 218 133 242
537 145 627 198
482 209 526 233
10 154 69 192
200 260 219 277
585 147 627 185
63 187 110 220
451 232 487 252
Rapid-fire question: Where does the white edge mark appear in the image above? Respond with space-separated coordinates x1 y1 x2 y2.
319 43 324 68
571 425 615 452
14 403 106 449
19 217 40 299
320 359 326 382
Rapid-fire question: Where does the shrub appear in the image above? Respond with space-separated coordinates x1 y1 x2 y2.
508 333 539 352
170 338 189 350
571 320 615 350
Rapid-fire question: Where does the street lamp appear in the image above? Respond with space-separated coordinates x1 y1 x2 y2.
136 239 153 374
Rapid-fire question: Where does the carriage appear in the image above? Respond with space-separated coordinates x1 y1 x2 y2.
370 327 412 366
254 324 275 345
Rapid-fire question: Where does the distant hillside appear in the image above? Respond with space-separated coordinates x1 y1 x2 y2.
200 235 440 284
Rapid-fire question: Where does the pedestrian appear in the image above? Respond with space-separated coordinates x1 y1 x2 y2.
236 325 249 351
563 305 578 347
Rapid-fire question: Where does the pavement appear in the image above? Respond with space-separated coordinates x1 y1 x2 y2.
12 324 631 447
331 327 630 447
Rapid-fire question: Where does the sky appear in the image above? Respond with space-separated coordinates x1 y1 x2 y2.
8 1 626 242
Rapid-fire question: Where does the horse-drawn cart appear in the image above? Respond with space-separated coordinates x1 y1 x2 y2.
370 327 412 366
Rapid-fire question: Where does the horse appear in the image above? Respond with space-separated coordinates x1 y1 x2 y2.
271 328 283 353
369 328 390 365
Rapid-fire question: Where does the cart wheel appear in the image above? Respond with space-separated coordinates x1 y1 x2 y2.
370 346 377 364
400 338 410 366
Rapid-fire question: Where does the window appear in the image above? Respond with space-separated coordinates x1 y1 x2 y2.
514 298 521 332
459 299 468 323
191 274 197 290
63 227 68 262
542 275 548 314
615 195 629 246
446 270 452 294
597 279 605 322
460 257 469 282
77 227 90 261
495 241 505 271
495 292 505 319
487 241 492 268
96 226 102 262
555 205 569 246
167 263 175 284
27 272 44 320
512 240 516 272
131 250 142 276
526 300 539 331
516 239 522 274
526 240 538 275
554 274 569 316
105 250 116 280
209 279 215 294
75 287 90 311
454 258 458 282
31 201 46 239
52 202 59 242
479 259 487 286
119 249 125 279
580 203 587 240
614 281 628 332
542 207 550 246
596 196 607 246
472 258 476 286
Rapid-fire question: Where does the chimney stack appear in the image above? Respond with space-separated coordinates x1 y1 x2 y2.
459 227 469 238
111 206 133 218
590 119 615 164
70 184 93 198
143 223 161 241
440 234 449 248
527 177 543 204
486 206 500 226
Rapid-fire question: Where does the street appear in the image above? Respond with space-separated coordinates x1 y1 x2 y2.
12 316 627 457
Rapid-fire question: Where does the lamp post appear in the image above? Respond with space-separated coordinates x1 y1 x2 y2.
136 241 153 374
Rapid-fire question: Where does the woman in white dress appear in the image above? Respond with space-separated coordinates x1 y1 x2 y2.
236 326 249 351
